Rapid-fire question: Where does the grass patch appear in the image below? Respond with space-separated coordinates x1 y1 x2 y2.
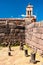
24 44 31 50
10 43 20 47
0 42 20 47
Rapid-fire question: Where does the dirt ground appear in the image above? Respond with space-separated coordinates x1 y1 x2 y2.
0 46 43 65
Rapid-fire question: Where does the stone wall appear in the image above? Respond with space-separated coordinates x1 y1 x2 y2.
25 22 43 54
0 18 25 45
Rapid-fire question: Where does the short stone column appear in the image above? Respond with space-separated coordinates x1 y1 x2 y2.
24 49 28 57
30 52 36 64
20 42 23 50
8 51 11 56
8 42 11 51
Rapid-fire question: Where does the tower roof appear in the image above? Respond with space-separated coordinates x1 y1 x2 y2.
27 3 33 8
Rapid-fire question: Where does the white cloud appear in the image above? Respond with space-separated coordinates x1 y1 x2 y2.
21 14 26 17
32 15 36 18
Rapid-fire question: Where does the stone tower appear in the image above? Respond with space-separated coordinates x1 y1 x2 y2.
26 3 33 17
25 4 36 24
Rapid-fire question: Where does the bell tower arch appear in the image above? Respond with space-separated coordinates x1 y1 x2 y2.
26 4 33 16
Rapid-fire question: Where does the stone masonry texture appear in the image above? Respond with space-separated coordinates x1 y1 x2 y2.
25 22 43 54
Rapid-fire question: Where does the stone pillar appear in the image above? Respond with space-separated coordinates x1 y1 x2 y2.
8 51 11 56
8 42 11 51
24 49 28 57
30 52 36 64
8 42 12 56
20 42 23 50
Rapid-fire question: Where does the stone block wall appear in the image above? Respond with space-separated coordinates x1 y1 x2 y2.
0 19 25 45
25 22 43 54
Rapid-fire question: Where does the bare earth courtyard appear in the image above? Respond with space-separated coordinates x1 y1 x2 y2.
0 46 43 65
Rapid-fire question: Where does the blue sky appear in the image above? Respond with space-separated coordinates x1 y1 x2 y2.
0 0 43 21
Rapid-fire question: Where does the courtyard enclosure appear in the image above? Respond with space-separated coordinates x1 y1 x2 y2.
0 4 43 55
